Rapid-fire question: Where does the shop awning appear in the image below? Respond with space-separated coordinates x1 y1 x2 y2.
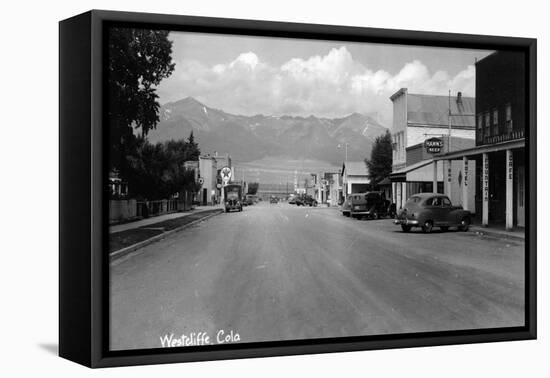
390 159 443 182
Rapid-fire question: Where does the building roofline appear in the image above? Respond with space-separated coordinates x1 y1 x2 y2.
475 50 499 66
406 92 475 101
390 88 407 102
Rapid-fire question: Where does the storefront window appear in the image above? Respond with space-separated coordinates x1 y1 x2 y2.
484 112 491 137
493 109 499 136
505 104 513 134
477 114 483 142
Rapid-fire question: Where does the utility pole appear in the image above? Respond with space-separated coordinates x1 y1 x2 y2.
448 90 452 153
345 143 349 162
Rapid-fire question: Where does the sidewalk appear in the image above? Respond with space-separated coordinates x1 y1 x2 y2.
469 225 525 241
109 205 223 234
109 206 224 258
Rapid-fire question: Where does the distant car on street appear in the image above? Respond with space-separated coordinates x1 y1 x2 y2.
394 193 471 233
244 194 256 206
349 191 392 219
295 194 318 207
270 196 279 204
341 197 351 216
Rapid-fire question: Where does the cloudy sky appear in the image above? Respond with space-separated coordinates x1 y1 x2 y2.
156 31 493 125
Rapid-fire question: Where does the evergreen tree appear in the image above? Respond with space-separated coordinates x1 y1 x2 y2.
365 130 393 186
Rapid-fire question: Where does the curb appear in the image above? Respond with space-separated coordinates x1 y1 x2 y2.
109 209 223 262
469 227 525 242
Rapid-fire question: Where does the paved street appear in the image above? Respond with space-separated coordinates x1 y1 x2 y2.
110 202 525 351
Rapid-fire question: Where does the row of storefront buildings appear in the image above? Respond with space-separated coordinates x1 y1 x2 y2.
386 50 526 230
335 50 526 230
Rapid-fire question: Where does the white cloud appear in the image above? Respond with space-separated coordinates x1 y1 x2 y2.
229 52 259 70
157 46 476 125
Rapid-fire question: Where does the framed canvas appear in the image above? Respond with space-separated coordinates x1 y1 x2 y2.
59 10 537 368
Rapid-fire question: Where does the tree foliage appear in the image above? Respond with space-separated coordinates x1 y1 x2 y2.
107 27 175 172
365 130 393 186
247 182 259 195
123 133 201 199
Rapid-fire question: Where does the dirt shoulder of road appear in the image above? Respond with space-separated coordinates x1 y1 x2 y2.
109 209 223 254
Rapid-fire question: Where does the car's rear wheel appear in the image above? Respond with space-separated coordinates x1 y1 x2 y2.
422 220 433 233
458 217 470 231
440 226 449 232
401 225 411 232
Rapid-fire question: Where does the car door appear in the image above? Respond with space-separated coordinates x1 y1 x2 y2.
427 196 445 226
438 196 453 226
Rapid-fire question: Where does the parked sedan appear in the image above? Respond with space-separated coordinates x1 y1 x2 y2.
394 193 471 233
350 191 391 219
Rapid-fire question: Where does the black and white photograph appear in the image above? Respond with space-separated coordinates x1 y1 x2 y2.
106 25 527 352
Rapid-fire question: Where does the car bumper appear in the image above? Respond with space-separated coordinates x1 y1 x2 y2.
351 209 376 215
394 218 419 226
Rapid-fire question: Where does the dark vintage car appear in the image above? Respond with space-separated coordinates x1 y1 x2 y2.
269 196 279 204
296 194 318 207
223 184 243 213
394 193 471 233
349 191 392 219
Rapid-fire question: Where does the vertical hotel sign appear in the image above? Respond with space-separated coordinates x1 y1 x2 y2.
483 156 489 201
508 152 513 180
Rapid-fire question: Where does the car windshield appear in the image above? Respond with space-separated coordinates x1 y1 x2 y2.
227 191 239 200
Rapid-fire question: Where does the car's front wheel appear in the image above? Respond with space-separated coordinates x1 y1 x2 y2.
401 225 411 233
458 217 470 231
422 220 433 233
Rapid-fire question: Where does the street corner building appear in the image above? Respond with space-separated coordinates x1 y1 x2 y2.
434 51 526 230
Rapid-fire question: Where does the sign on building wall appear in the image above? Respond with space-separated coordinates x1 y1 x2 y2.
483 157 489 201
508 153 513 180
424 137 443 154
464 160 468 186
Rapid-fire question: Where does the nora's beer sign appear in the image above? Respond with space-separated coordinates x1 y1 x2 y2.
425 137 444 154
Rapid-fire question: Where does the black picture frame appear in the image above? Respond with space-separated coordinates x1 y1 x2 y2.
59 9 537 368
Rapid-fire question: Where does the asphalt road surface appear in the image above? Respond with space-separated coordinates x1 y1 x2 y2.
110 202 525 351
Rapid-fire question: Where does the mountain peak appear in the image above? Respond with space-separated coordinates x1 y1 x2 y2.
176 96 205 107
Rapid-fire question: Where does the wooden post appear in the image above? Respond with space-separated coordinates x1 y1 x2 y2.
446 159 452 198
462 156 469 211
482 153 489 226
506 149 514 230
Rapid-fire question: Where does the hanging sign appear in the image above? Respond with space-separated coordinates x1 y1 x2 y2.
425 137 443 154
